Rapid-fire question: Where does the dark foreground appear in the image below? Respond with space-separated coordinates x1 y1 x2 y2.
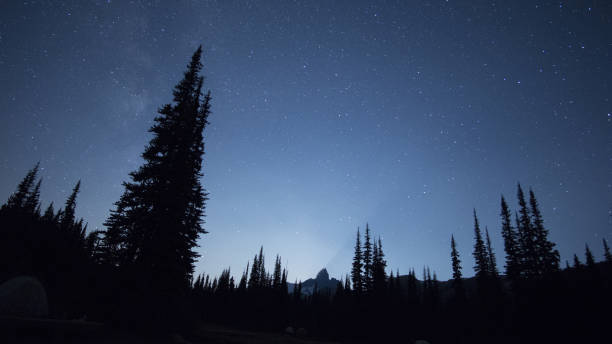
1 317 339 344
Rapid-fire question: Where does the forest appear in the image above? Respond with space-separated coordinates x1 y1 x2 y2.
1 47 611 344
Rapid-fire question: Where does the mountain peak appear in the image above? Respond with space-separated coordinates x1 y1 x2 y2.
316 268 329 281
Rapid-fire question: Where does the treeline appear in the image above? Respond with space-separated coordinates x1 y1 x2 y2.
0 164 98 319
187 186 612 342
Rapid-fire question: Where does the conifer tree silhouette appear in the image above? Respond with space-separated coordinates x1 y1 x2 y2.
485 227 499 277
472 209 489 279
363 223 373 292
351 228 363 295
585 243 595 268
60 181 80 231
101 47 211 325
517 184 537 278
500 196 521 281
272 254 282 289
450 235 464 296
529 189 560 274
372 237 387 294
573 254 582 269
4 162 40 210
23 179 42 215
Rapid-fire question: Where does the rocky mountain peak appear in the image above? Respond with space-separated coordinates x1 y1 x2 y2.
316 268 329 281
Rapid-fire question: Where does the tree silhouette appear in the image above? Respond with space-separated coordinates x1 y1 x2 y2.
450 235 464 297
585 244 595 268
517 184 536 278
372 237 387 294
362 223 373 292
472 209 489 279
485 227 499 277
4 162 40 210
101 46 211 326
351 228 363 295
573 254 582 269
529 189 560 274
23 178 42 215
500 196 521 281
272 254 282 289
60 181 81 231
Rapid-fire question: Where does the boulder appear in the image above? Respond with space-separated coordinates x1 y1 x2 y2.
284 326 295 335
0 276 48 318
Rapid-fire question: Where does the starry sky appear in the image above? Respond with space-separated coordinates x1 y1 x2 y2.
1 0 610 282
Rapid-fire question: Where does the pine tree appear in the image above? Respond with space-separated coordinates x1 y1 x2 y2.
238 264 248 291
485 227 499 277
344 274 351 292
293 281 302 302
603 238 612 263
363 223 373 292
249 247 265 289
450 235 463 288
500 196 521 281
60 181 80 231
272 254 282 289
529 189 560 274
42 202 55 223
5 163 39 210
23 179 42 215
103 47 211 308
372 237 387 294
351 228 363 295
573 254 582 269
281 268 288 295
585 243 595 268
472 209 489 279
517 184 537 278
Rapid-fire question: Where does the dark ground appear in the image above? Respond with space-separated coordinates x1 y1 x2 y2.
1 318 340 344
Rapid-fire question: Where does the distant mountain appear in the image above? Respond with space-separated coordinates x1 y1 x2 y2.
288 268 341 295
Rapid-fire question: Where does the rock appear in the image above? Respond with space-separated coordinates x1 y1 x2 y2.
296 327 308 337
284 326 295 335
0 276 48 318
414 340 431 344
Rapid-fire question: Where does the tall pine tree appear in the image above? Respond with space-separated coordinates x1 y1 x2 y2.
500 196 521 281
102 47 211 322
362 223 373 292
4 162 40 210
485 227 499 277
472 209 489 279
529 189 560 274
517 184 534 277
450 235 463 289
351 228 363 295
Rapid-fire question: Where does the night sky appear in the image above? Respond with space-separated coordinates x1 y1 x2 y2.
1 0 610 282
